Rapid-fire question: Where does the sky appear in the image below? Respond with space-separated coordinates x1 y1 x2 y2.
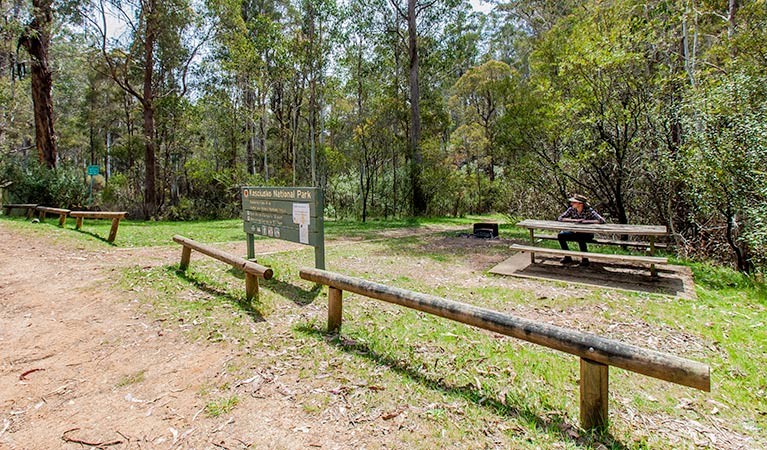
470 0 495 13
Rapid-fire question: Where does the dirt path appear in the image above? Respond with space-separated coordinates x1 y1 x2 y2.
0 224 362 449
0 222 479 449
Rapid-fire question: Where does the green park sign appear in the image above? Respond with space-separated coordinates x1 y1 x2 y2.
241 186 325 269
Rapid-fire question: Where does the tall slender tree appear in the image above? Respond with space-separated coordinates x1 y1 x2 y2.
18 0 57 168
83 0 208 218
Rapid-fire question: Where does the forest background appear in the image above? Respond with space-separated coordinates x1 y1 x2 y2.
0 0 765 274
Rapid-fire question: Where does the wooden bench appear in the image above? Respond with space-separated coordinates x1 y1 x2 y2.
2 203 37 218
36 206 71 226
173 235 273 301
534 233 668 251
69 211 127 243
510 243 667 277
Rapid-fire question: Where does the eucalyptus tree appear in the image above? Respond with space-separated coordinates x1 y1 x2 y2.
80 0 210 218
672 0 767 272
17 0 57 168
208 0 286 181
520 1 670 225
0 1 34 161
385 0 465 214
448 59 511 212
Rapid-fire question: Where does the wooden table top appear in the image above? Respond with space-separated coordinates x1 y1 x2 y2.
516 219 668 236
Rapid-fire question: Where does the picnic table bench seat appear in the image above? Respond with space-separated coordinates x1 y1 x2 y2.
2 203 38 218
36 206 71 226
509 244 667 277
534 233 669 250
70 210 127 243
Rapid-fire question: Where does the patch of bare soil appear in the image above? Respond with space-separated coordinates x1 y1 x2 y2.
0 225 394 449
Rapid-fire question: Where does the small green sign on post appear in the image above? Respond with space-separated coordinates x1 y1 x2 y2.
87 165 99 205
241 186 325 269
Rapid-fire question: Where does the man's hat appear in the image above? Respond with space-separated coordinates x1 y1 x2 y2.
568 194 589 204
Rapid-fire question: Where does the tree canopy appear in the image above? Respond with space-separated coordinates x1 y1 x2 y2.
1 0 765 273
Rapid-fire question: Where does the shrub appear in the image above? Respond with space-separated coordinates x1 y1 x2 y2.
1 159 88 208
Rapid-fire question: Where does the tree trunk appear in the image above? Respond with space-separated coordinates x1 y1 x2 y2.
142 1 158 218
18 0 57 169
407 0 426 215
245 84 256 175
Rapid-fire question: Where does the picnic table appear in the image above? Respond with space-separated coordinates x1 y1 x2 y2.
513 219 669 277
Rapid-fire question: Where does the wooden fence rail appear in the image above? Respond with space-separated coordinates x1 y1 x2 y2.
173 235 273 301
299 267 710 431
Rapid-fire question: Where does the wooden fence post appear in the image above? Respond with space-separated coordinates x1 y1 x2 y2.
108 218 121 242
180 246 191 271
245 273 258 301
328 287 343 332
580 358 609 430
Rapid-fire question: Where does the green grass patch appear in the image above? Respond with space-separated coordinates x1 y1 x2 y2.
116 370 146 387
7 213 763 447
204 395 240 417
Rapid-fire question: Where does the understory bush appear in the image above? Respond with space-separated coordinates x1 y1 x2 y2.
1 159 88 208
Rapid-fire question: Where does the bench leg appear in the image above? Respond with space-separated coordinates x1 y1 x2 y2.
328 287 343 332
529 229 536 264
245 273 258 301
75 217 83 230
179 246 191 271
58 213 67 227
108 218 120 242
580 358 609 431
26 208 34 219
39 211 46 221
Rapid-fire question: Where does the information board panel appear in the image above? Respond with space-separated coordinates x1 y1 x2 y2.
241 186 324 269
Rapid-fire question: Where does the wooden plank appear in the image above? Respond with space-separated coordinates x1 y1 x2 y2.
3 204 38 218
36 206 71 214
299 267 710 392
510 244 667 265
69 211 126 219
36 207 71 226
535 234 668 249
517 219 668 236
580 358 609 430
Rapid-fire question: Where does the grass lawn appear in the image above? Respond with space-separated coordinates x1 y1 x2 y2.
2 213 765 448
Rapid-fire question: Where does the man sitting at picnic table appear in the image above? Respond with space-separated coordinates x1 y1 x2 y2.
557 194 606 266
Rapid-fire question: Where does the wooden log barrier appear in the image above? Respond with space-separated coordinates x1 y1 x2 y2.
2 203 37 218
299 267 710 431
36 206 71 226
173 235 273 301
70 211 127 243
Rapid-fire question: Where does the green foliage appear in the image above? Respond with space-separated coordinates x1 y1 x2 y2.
679 71 767 272
1 159 88 208
102 172 144 216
